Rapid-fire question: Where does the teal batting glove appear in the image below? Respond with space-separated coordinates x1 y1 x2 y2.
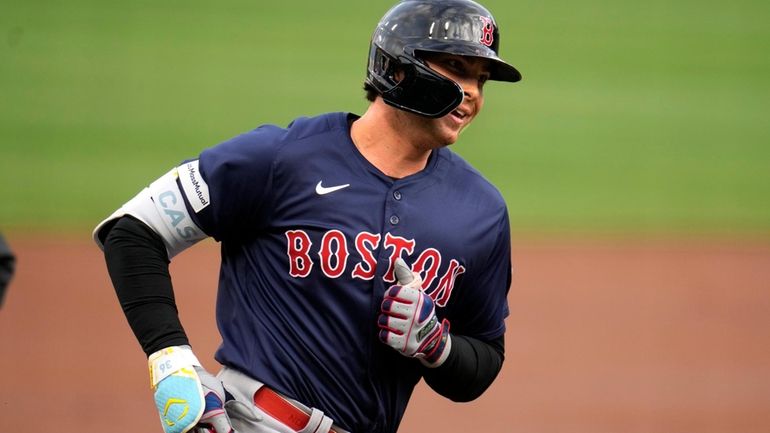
148 346 206 433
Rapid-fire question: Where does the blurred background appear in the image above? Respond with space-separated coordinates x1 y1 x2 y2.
2 0 769 234
1 0 769 432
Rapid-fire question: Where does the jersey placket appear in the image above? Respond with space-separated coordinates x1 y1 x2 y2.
374 182 411 292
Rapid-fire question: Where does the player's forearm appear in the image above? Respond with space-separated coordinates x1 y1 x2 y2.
422 333 504 402
103 215 189 356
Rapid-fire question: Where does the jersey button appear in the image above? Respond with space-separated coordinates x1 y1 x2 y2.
393 191 402 200
389 215 400 225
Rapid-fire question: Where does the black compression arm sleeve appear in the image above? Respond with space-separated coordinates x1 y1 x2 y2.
102 216 189 356
422 333 505 402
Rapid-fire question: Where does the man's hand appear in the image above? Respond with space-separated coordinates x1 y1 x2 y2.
192 367 234 433
148 346 234 433
377 258 452 367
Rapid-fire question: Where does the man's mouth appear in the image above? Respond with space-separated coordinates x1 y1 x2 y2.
450 108 467 121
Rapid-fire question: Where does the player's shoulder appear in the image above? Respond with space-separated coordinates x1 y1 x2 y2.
202 112 348 160
282 112 350 141
437 148 507 210
227 112 347 144
245 111 351 153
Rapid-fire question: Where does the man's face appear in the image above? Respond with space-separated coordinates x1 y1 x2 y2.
417 53 492 146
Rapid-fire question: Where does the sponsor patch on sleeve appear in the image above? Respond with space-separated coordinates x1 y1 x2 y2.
178 160 211 213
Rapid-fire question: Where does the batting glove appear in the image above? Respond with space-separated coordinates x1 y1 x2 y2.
378 258 452 368
148 346 235 433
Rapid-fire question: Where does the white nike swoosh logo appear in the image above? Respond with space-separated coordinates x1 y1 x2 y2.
315 181 350 195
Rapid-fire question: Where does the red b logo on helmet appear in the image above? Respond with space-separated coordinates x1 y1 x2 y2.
479 16 494 47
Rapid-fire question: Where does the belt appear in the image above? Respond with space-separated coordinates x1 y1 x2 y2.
253 386 340 433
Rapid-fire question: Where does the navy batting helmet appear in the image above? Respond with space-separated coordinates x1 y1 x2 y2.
365 0 521 118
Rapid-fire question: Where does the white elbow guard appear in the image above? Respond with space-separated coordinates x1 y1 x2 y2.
92 165 208 259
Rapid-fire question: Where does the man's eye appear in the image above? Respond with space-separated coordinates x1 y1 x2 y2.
445 59 461 70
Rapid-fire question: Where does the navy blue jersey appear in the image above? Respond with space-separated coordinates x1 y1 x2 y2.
180 112 511 433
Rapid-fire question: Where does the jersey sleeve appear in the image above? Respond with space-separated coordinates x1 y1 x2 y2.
182 125 283 241
450 206 512 341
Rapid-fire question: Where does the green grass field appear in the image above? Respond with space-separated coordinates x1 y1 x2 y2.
2 0 769 235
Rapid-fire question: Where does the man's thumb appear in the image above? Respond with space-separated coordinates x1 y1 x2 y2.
394 258 415 285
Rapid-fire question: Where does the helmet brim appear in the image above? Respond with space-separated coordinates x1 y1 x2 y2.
412 40 521 83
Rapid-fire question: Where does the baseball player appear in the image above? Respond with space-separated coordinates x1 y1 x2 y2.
0 233 15 308
94 1 520 432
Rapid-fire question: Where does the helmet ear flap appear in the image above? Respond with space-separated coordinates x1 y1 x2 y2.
371 47 395 85
379 57 463 118
366 37 463 118
380 60 415 101
370 47 413 89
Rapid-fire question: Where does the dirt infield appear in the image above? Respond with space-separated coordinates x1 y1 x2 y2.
1 235 768 433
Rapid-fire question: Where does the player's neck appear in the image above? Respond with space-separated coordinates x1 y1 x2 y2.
351 101 434 179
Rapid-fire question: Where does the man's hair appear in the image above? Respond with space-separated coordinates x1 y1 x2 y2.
363 82 378 102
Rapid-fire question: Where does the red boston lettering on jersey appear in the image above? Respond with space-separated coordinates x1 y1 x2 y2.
382 233 416 283
412 248 441 290
352 232 381 280
426 259 466 307
286 230 313 278
479 16 494 47
318 230 349 278
283 229 465 306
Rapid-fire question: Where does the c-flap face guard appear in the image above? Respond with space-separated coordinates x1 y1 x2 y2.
379 53 464 118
